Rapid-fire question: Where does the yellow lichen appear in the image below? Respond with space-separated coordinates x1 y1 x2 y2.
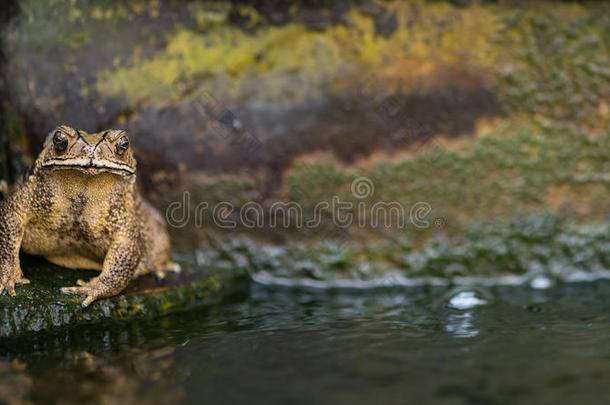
96 2 502 106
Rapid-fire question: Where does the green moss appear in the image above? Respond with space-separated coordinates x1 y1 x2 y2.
287 156 346 210
492 5 610 129
203 214 610 282
282 122 609 232
0 256 248 338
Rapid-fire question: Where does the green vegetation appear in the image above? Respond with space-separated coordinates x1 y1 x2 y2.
493 5 609 129
0 257 248 337
201 214 610 283
289 122 609 227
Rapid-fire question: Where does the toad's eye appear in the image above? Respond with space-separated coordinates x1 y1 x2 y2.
115 135 130 155
53 131 68 152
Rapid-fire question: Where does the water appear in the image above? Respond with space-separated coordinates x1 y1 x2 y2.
2 281 610 405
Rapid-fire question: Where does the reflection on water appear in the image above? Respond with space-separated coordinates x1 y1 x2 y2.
1 281 610 405
445 312 479 338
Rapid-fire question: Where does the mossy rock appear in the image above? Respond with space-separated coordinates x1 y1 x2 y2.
0 255 248 338
204 214 610 283
3 0 510 195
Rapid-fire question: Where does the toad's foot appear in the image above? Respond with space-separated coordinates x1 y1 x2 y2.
154 261 181 280
60 277 115 307
0 262 30 296
0 269 30 296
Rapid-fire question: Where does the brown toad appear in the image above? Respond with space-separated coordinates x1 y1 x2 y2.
0 125 179 306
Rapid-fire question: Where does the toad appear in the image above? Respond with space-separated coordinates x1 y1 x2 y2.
0 125 179 306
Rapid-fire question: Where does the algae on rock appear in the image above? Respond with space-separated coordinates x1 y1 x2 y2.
0 256 248 338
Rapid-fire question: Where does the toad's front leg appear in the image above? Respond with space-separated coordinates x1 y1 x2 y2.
0 200 31 296
61 234 141 307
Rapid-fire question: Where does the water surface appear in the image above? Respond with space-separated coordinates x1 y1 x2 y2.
2 281 609 405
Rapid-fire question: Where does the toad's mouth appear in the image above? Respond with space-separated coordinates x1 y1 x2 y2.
42 158 135 176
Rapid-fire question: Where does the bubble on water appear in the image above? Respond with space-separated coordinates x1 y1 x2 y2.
530 275 553 289
447 291 488 310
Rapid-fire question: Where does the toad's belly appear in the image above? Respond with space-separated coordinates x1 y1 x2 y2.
21 221 111 269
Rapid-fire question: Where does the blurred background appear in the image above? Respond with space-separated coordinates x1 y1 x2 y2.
3 0 608 283
1 0 609 284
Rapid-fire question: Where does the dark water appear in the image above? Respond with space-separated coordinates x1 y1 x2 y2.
2 281 610 405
